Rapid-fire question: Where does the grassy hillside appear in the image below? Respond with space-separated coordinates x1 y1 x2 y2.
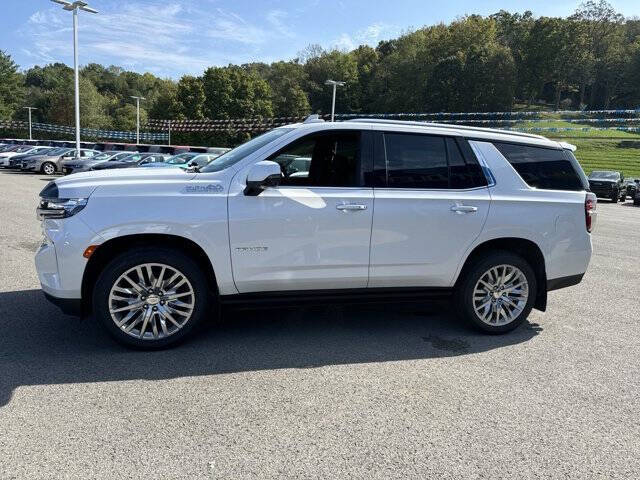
509 117 640 178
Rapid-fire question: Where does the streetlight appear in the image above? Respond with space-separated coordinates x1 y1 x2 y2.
130 96 146 145
23 107 37 140
51 1 98 158
324 79 345 122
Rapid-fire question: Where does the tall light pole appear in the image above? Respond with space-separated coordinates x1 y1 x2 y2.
51 1 98 158
324 79 345 122
130 96 146 145
23 107 37 140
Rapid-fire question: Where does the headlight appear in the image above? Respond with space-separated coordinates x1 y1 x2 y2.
36 181 88 219
37 197 88 220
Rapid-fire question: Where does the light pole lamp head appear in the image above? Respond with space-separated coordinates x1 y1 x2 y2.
51 0 98 13
325 80 346 87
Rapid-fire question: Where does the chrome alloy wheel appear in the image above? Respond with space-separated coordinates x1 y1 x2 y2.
108 263 195 340
42 163 55 175
472 264 529 326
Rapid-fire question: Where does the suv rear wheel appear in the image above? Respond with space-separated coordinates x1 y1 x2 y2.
455 251 537 334
93 247 212 349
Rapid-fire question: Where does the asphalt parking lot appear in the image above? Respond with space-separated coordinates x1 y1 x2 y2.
0 170 638 479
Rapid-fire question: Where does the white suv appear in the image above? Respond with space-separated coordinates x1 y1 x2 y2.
35 118 596 348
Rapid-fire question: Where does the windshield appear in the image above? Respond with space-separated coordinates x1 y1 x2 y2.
119 154 143 163
166 153 197 164
589 171 620 180
15 146 34 153
200 128 294 173
46 147 71 156
89 152 112 161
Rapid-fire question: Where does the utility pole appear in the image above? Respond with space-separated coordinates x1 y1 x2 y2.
168 120 171 146
324 79 345 122
51 1 98 158
23 107 37 140
130 96 146 145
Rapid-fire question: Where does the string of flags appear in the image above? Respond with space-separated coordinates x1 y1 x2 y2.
0 120 168 141
2 110 639 137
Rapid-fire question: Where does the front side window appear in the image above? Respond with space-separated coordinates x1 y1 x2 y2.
494 142 585 191
268 131 360 187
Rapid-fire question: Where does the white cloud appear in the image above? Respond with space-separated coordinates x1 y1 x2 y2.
266 10 295 38
332 22 400 51
18 1 297 77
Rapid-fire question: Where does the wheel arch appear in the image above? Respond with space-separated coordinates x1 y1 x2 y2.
455 237 547 312
81 233 218 315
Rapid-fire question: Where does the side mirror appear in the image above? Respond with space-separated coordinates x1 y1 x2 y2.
187 160 198 167
244 161 281 196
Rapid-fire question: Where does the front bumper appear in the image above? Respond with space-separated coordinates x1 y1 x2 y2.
43 291 82 316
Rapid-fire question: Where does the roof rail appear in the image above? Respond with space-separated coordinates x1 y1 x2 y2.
303 114 324 124
345 118 547 140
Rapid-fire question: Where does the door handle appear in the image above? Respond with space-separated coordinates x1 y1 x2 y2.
336 203 368 211
450 203 478 214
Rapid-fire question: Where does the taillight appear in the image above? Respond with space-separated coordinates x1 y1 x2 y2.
585 193 597 232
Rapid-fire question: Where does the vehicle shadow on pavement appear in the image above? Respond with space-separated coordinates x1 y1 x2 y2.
0 289 541 407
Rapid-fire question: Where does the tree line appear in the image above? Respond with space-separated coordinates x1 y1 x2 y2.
0 0 639 146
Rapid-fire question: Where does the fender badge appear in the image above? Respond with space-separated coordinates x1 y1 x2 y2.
235 247 268 253
183 184 224 194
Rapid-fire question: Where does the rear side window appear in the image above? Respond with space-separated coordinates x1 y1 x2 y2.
384 134 448 188
493 142 585 191
373 133 488 189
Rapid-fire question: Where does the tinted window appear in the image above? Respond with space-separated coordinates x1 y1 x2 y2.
446 138 486 189
494 143 585 191
269 132 360 187
384 133 448 189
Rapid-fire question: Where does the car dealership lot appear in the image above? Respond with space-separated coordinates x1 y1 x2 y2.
0 170 638 479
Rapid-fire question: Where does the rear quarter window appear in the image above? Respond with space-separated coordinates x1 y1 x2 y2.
493 142 585 191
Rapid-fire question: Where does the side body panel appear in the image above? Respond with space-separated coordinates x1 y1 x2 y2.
461 141 592 283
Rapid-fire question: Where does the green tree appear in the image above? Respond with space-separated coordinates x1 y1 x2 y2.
0 50 24 118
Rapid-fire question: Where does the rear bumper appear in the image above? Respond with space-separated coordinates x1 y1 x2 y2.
547 273 584 292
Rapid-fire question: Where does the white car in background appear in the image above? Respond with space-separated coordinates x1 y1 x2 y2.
0 145 52 167
35 117 595 349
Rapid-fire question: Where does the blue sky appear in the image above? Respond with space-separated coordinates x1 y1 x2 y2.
2 0 638 78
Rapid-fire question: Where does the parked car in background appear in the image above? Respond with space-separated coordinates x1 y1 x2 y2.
206 147 230 156
62 150 137 174
622 178 637 200
90 153 168 170
141 153 218 170
139 152 199 168
21 148 99 175
35 119 595 348
0 145 52 167
1 146 54 168
587 170 626 202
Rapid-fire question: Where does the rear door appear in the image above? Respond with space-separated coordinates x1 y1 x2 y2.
368 132 490 288
228 130 374 293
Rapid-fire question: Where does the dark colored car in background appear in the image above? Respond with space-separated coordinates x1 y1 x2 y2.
90 153 168 170
588 170 626 202
622 178 637 200
62 150 138 174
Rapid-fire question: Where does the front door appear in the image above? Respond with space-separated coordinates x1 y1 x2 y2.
228 130 374 293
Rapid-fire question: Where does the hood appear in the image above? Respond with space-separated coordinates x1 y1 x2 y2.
589 178 617 184
49 167 200 199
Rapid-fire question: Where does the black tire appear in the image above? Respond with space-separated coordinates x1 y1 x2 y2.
93 246 213 349
41 162 56 175
454 250 537 334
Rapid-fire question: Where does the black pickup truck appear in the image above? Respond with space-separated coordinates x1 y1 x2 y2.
588 170 626 203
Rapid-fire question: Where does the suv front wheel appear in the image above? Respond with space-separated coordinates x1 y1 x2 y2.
93 247 212 349
455 251 537 334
